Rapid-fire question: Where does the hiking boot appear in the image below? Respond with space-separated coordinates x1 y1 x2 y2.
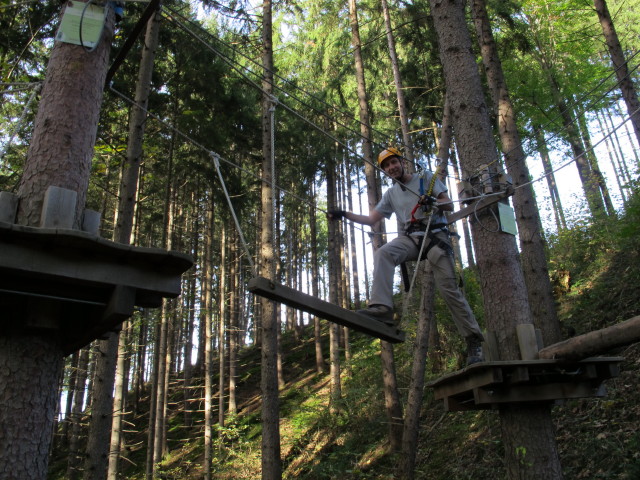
465 335 485 365
356 304 396 327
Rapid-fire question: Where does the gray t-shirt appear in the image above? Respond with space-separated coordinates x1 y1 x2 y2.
374 171 448 233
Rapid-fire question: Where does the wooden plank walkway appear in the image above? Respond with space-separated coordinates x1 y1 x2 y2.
248 276 405 343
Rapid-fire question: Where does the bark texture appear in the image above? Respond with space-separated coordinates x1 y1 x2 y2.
429 0 562 478
471 0 561 345
0 335 63 480
594 0 640 146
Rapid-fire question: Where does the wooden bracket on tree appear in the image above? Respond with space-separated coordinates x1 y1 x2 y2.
248 276 405 343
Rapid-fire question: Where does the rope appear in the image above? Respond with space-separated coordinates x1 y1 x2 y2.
401 212 434 320
210 152 256 276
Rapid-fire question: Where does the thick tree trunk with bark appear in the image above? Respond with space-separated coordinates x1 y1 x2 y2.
429 0 562 478
471 0 561 346
2 3 114 478
0 336 64 480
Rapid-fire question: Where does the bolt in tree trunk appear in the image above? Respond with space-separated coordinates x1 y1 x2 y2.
429 0 563 477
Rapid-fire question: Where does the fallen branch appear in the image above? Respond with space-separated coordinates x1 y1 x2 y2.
538 315 640 360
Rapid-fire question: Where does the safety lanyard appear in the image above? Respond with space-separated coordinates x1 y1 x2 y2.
410 172 438 225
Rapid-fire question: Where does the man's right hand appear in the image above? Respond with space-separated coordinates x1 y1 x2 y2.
327 210 346 220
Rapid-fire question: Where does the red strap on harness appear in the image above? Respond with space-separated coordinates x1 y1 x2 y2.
410 202 421 224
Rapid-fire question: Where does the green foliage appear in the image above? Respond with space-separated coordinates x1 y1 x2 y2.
549 187 640 333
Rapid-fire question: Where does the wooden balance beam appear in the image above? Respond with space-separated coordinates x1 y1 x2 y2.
248 276 405 343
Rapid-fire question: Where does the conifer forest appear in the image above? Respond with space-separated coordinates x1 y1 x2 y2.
1 0 640 479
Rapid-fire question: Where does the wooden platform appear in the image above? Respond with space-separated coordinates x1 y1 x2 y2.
0 220 193 354
248 276 405 343
427 357 623 411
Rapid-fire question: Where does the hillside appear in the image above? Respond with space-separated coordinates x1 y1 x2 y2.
49 197 640 479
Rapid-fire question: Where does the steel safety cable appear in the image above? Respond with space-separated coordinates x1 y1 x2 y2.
162 8 426 196
210 152 257 276
163 6 411 161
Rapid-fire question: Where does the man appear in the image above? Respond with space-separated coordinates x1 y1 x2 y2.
328 147 484 365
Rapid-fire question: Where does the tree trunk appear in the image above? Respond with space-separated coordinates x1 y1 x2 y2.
576 109 615 215
534 126 566 231
429 1 562 478
381 0 414 161
326 153 343 410
3 6 113 476
595 111 627 203
0 336 63 479
348 0 403 450
594 0 640 146
219 222 227 427
260 1 282 477
471 0 561 346
398 262 435 479
203 197 214 480
228 229 240 415
309 186 325 374
539 315 640 360
106 321 131 480
532 30 606 218
66 347 90 480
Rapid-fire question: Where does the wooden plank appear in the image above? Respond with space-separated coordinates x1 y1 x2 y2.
105 0 162 88
431 367 504 400
516 323 539 360
474 381 607 405
447 189 513 224
247 276 405 343
40 185 76 229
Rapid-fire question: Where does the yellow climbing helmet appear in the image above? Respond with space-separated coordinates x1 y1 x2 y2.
377 147 402 166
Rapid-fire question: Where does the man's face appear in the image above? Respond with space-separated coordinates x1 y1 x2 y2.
380 156 404 180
